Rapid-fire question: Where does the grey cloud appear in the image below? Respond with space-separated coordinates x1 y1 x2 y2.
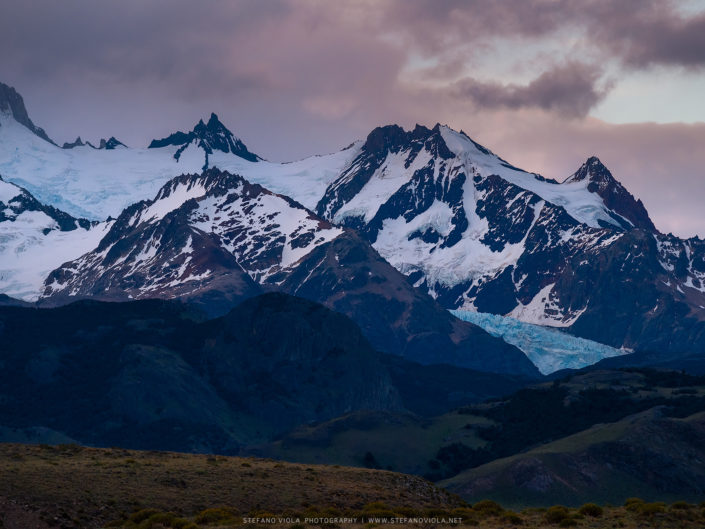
382 0 705 70
586 3 705 69
452 63 611 118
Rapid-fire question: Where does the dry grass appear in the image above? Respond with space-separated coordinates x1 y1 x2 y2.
0 443 459 528
1 443 704 529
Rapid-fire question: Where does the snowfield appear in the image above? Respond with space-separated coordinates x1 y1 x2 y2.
0 109 362 221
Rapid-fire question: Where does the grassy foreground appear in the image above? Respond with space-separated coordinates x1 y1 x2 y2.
1 443 705 529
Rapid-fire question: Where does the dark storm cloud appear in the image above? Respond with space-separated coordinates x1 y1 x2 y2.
3 0 704 125
586 2 705 69
382 0 705 69
452 63 611 118
0 1 287 98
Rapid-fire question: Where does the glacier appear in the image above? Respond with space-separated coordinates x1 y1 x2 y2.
451 309 629 374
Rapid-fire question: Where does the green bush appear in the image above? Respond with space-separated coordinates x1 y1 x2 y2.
502 511 523 525
671 501 692 510
638 502 666 516
472 500 503 516
128 509 161 524
578 503 603 517
558 519 577 528
450 507 475 520
544 506 570 524
624 497 644 511
395 507 421 518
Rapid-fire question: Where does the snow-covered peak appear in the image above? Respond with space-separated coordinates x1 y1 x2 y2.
564 156 604 183
563 156 655 231
316 122 635 231
43 168 344 302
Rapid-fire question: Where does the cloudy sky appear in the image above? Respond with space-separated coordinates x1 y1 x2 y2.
2 0 705 236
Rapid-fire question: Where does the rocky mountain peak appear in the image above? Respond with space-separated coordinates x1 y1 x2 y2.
62 136 85 149
565 156 655 231
0 81 56 145
148 112 259 163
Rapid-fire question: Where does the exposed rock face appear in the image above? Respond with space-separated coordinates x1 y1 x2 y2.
149 112 259 163
0 82 56 145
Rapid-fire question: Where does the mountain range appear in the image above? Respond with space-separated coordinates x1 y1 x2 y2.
2 80 704 374
3 79 705 506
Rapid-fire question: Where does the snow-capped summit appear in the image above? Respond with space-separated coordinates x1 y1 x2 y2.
316 124 636 232
563 156 655 231
42 167 341 304
313 123 658 323
149 112 260 163
313 122 705 358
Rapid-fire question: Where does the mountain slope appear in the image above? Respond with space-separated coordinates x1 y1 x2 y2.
40 168 537 375
0 294 402 451
314 123 705 358
41 169 340 307
442 408 705 507
0 176 109 301
314 124 635 324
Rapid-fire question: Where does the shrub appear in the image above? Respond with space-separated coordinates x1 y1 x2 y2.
558 519 577 528
194 507 239 524
472 500 503 516
578 503 603 517
135 512 196 529
544 506 570 524
638 502 666 516
450 507 475 520
395 507 421 518
671 501 692 510
128 509 161 524
624 497 644 511
502 511 523 525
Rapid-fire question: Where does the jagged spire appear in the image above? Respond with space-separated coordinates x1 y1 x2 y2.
0 81 57 145
148 113 260 163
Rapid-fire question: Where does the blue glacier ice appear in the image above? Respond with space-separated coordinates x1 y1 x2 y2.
451 310 629 375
